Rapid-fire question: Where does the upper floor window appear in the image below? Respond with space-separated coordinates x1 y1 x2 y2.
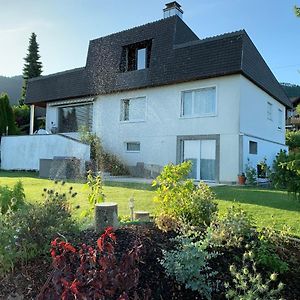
267 102 273 120
278 108 283 130
181 87 216 117
120 97 146 122
121 40 152 72
249 141 257 154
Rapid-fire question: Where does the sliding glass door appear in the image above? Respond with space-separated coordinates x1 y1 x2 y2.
183 139 216 181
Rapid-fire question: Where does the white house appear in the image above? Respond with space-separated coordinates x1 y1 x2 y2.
1 2 291 183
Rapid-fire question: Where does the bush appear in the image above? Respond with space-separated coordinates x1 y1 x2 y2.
0 93 16 136
38 227 144 299
161 230 219 300
225 251 284 300
209 206 255 248
0 181 25 215
153 162 217 229
80 128 129 175
271 150 300 200
0 182 79 275
245 160 257 185
12 104 30 134
286 130 300 151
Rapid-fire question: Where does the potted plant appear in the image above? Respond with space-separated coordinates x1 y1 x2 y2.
237 173 246 185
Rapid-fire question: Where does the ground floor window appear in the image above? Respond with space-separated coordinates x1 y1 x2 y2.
58 103 93 133
126 142 140 152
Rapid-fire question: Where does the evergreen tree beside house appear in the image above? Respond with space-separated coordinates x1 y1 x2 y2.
20 32 43 105
0 93 17 137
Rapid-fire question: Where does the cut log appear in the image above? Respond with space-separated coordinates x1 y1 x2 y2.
95 202 119 234
134 211 150 222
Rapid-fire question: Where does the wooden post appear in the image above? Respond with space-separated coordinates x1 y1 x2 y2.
29 104 35 135
95 202 119 234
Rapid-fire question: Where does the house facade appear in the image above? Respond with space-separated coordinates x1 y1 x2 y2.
12 2 291 183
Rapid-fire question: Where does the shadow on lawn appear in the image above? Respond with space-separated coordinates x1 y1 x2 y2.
213 186 300 213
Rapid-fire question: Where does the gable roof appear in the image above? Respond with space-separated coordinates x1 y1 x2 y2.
25 16 291 108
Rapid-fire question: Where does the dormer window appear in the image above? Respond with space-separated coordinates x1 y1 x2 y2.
121 40 152 72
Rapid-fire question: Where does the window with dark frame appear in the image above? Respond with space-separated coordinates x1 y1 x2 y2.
249 141 258 154
126 142 140 152
121 40 152 72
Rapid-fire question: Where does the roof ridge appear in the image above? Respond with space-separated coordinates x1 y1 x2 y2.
89 16 178 43
173 29 245 49
28 67 85 82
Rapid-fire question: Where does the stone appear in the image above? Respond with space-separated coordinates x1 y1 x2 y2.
134 211 150 222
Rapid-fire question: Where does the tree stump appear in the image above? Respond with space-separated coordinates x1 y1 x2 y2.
95 202 119 234
134 211 150 222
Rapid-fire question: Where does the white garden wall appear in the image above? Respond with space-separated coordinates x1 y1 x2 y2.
0 135 90 171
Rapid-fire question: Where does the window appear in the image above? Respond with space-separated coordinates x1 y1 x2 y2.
249 141 257 154
137 48 146 70
278 108 283 130
126 142 140 152
120 97 146 122
58 103 93 133
267 102 273 120
181 87 216 117
121 40 152 72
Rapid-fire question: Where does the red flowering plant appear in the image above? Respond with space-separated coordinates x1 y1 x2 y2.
38 227 147 300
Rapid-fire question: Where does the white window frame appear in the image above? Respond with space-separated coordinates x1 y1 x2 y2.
278 108 283 130
267 102 273 121
180 86 217 118
137 48 146 70
125 141 141 153
120 96 146 123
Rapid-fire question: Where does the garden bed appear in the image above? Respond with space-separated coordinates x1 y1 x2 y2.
1 223 300 300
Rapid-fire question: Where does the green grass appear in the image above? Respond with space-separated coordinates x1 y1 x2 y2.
0 171 299 236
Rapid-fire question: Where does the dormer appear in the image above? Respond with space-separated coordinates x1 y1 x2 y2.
120 40 152 72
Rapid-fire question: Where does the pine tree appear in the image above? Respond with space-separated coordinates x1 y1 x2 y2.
20 32 43 105
0 93 17 136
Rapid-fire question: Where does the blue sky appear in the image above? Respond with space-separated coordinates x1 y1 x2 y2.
0 0 299 84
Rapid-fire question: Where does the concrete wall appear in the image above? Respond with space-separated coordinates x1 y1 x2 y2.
0 135 90 171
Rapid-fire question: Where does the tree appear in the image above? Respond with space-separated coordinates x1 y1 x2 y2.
20 32 43 105
295 5 300 16
0 93 17 136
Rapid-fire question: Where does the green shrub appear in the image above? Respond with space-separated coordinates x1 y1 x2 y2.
255 239 289 274
286 130 300 151
0 181 25 215
80 128 129 175
209 206 255 247
0 182 79 275
153 162 217 229
161 230 219 300
245 160 257 185
0 93 16 136
12 104 30 134
271 150 300 200
225 252 284 300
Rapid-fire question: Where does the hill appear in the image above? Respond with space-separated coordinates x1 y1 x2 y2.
0 75 23 105
281 82 300 98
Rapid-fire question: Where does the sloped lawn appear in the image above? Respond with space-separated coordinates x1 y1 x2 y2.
0 171 299 236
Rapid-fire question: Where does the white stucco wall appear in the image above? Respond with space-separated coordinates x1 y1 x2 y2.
239 76 287 172
239 77 286 144
242 135 288 171
91 75 241 182
0 135 90 171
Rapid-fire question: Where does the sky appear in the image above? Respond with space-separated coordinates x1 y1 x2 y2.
0 0 300 84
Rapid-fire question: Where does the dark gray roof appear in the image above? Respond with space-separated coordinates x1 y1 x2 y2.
25 16 291 108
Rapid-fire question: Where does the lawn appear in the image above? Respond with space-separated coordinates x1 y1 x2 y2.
0 171 299 236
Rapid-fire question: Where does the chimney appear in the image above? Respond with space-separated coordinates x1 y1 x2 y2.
163 1 183 19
